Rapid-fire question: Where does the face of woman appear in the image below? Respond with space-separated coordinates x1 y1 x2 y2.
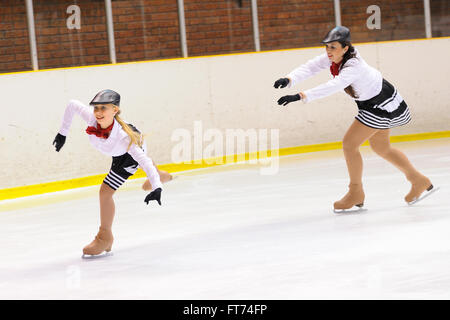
325 41 348 64
93 103 118 128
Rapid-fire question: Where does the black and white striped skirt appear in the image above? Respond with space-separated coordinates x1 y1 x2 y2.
103 123 145 191
103 153 139 190
355 79 411 129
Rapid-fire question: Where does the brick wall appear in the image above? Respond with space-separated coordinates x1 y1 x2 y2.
33 0 109 70
112 0 181 62
258 0 335 50
341 0 425 43
0 1 31 73
184 0 254 56
431 0 450 37
0 0 448 74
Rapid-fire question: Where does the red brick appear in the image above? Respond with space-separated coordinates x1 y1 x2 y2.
1 0 447 73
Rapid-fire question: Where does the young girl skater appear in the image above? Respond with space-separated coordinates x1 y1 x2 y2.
274 26 437 213
53 89 173 257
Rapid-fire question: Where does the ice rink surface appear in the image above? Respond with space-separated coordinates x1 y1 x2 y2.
1 138 449 300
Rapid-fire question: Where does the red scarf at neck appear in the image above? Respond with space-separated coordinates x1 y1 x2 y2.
86 122 114 139
330 60 342 77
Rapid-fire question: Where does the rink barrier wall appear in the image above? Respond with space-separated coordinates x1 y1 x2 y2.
1 37 449 196
2 36 450 78
1 130 449 201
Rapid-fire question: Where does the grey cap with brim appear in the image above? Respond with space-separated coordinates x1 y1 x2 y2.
90 89 121 106
321 26 351 43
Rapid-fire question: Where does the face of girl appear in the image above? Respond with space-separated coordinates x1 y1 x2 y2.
93 103 118 128
325 41 348 64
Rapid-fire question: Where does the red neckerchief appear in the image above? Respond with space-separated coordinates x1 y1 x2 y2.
330 60 342 77
86 122 114 139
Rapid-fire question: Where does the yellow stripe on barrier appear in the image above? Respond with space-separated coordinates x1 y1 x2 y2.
1 130 449 201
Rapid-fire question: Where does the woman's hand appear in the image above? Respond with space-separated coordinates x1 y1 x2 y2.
273 78 290 89
299 92 307 100
277 94 301 106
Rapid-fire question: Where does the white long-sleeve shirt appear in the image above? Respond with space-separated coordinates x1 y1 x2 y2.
286 49 383 102
58 99 162 191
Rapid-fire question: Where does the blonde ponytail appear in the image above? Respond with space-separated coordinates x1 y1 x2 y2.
114 109 143 151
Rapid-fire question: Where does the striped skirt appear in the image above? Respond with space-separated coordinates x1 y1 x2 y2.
103 153 139 190
355 79 411 129
103 123 144 191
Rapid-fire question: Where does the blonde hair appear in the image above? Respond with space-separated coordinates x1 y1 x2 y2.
113 107 143 151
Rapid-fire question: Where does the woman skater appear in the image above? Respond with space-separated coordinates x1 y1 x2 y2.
53 89 173 257
274 26 436 212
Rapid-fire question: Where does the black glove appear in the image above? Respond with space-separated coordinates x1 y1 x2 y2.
144 188 162 206
277 94 301 106
53 133 66 152
274 78 290 89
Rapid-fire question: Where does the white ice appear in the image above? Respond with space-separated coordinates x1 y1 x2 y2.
1 138 449 299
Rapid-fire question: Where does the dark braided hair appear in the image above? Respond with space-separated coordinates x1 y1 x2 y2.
338 41 358 99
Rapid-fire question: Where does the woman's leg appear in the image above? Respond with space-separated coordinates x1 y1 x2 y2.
368 129 432 202
342 120 379 184
334 120 379 209
368 129 421 179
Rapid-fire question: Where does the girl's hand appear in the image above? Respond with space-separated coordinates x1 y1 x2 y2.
53 133 66 152
144 188 162 206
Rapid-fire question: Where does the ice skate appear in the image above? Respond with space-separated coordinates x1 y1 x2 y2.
333 183 367 214
82 227 114 259
82 251 113 259
405 175 439 205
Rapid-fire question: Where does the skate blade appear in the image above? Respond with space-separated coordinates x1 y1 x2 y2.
334 205 367 214
82 251 113 260
407 185 440 205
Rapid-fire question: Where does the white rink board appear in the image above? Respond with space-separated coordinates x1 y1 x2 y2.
0 138 449 299
0 38 449 189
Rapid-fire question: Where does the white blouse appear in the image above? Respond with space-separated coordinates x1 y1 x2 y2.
58 99 162 191
286 49 383 103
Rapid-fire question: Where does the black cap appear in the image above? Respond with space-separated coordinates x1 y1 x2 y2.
90 89 120 106
321 26 351 44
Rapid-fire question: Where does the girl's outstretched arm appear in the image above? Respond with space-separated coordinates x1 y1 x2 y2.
53 100 96 152
58 99 96 136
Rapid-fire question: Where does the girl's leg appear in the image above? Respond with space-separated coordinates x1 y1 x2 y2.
99 182 116 230
83 183 115 256
334 120 379 209
142 168 173 191
368 129 432 202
